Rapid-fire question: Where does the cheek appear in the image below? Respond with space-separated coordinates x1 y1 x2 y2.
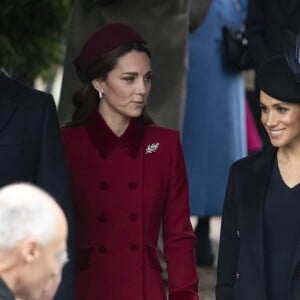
260 113 267 124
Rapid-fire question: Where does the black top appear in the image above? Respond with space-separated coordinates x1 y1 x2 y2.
264 160 300 300
0 277 14 300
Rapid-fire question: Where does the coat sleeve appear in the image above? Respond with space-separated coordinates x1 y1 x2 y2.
162 132 199 300
245 0 267 68
215 165 239 300
35 95 75 300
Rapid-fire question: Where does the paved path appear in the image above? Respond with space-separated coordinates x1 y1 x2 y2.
197 217 221 300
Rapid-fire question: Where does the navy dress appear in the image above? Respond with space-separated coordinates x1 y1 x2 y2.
264 160 300 300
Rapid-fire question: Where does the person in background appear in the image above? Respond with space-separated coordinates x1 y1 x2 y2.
216 32 300 299
0 183 68 300
0 71 74 300
182 0 247 266
245 0 300 147
62 22 199 300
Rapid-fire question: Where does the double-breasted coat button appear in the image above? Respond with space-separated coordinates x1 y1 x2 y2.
128 181 137 189
129 244 139 251
98 214 107 223
98 245 107 253
129 213 138 222
99 181 109 190
236 272 240 279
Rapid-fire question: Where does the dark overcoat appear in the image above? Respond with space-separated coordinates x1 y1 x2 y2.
62 112 199 300
0 277 14 300
245 0 300 68
216 147 300 300
0 72 74 300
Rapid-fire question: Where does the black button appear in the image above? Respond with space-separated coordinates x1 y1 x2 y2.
98 214 107 223
128 181 137 189
129 213 138 222
99 182 109 190
129 244 139 251
98 245 107 253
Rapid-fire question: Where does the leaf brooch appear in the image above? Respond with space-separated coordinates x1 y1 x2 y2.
145 142 160 154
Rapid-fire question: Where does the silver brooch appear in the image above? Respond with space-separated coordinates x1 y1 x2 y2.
146 142 160 154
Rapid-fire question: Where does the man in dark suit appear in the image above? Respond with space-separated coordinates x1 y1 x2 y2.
0 71 74 300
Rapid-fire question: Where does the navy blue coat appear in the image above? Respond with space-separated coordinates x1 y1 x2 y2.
245 0 300 68
216 147 300 300
0 72 74 300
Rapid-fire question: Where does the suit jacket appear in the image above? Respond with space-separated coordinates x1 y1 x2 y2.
245 0 300 68
216 147 300 300
0 72 74 300
62 112 199 300
0 277 14 300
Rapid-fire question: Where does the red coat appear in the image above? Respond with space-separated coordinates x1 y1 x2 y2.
62 112 199 300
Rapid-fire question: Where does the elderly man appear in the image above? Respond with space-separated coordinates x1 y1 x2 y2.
0 183 68 300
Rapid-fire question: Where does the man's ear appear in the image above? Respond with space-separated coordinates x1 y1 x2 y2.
20 238 40 263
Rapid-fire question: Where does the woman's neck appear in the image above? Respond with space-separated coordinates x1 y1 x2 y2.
98 107 130 137
277 143 300 164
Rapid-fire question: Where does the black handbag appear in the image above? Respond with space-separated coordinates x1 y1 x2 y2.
222 26 252 70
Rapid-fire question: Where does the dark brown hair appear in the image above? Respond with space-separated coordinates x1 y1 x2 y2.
68 42 151 126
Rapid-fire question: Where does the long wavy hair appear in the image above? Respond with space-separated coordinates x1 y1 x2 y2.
68 42 152 126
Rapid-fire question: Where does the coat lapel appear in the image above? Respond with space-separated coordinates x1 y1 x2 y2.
245 148 276 298
0 73 17 133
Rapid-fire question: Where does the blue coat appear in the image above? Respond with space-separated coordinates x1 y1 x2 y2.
182 0 247 216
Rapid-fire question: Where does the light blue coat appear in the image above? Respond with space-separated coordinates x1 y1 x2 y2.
182 0 247 216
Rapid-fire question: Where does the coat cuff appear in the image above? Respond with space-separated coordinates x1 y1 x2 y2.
169 291 199 300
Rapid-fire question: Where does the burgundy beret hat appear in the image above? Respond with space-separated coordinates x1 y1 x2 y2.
257 55 300 103
74 22 146 82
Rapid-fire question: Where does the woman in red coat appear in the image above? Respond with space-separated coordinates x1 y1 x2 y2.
62 22 199 300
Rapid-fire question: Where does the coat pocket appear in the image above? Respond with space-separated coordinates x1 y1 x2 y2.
76 247 92 271
146 245 162 272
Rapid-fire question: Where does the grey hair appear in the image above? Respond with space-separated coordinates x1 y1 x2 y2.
0 183 57 249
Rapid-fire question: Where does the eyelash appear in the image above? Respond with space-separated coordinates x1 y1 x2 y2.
260 105 267 113
123 75 152 84
123 77 134 83
277 107 288 113
260 106 288 114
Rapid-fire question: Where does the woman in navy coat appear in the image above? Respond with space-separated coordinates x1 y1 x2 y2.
216 36 300 299
62 23 199 300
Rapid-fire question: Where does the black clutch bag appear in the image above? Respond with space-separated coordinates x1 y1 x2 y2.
222 26 252 70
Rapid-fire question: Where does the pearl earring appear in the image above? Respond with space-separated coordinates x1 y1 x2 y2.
99 91 103 99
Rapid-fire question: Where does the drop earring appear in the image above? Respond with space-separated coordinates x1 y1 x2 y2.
99 91 103 99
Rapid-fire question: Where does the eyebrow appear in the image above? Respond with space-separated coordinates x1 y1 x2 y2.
260 101 291 107
120 71 152 76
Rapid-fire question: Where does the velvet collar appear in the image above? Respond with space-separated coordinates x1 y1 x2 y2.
85 111 147 158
